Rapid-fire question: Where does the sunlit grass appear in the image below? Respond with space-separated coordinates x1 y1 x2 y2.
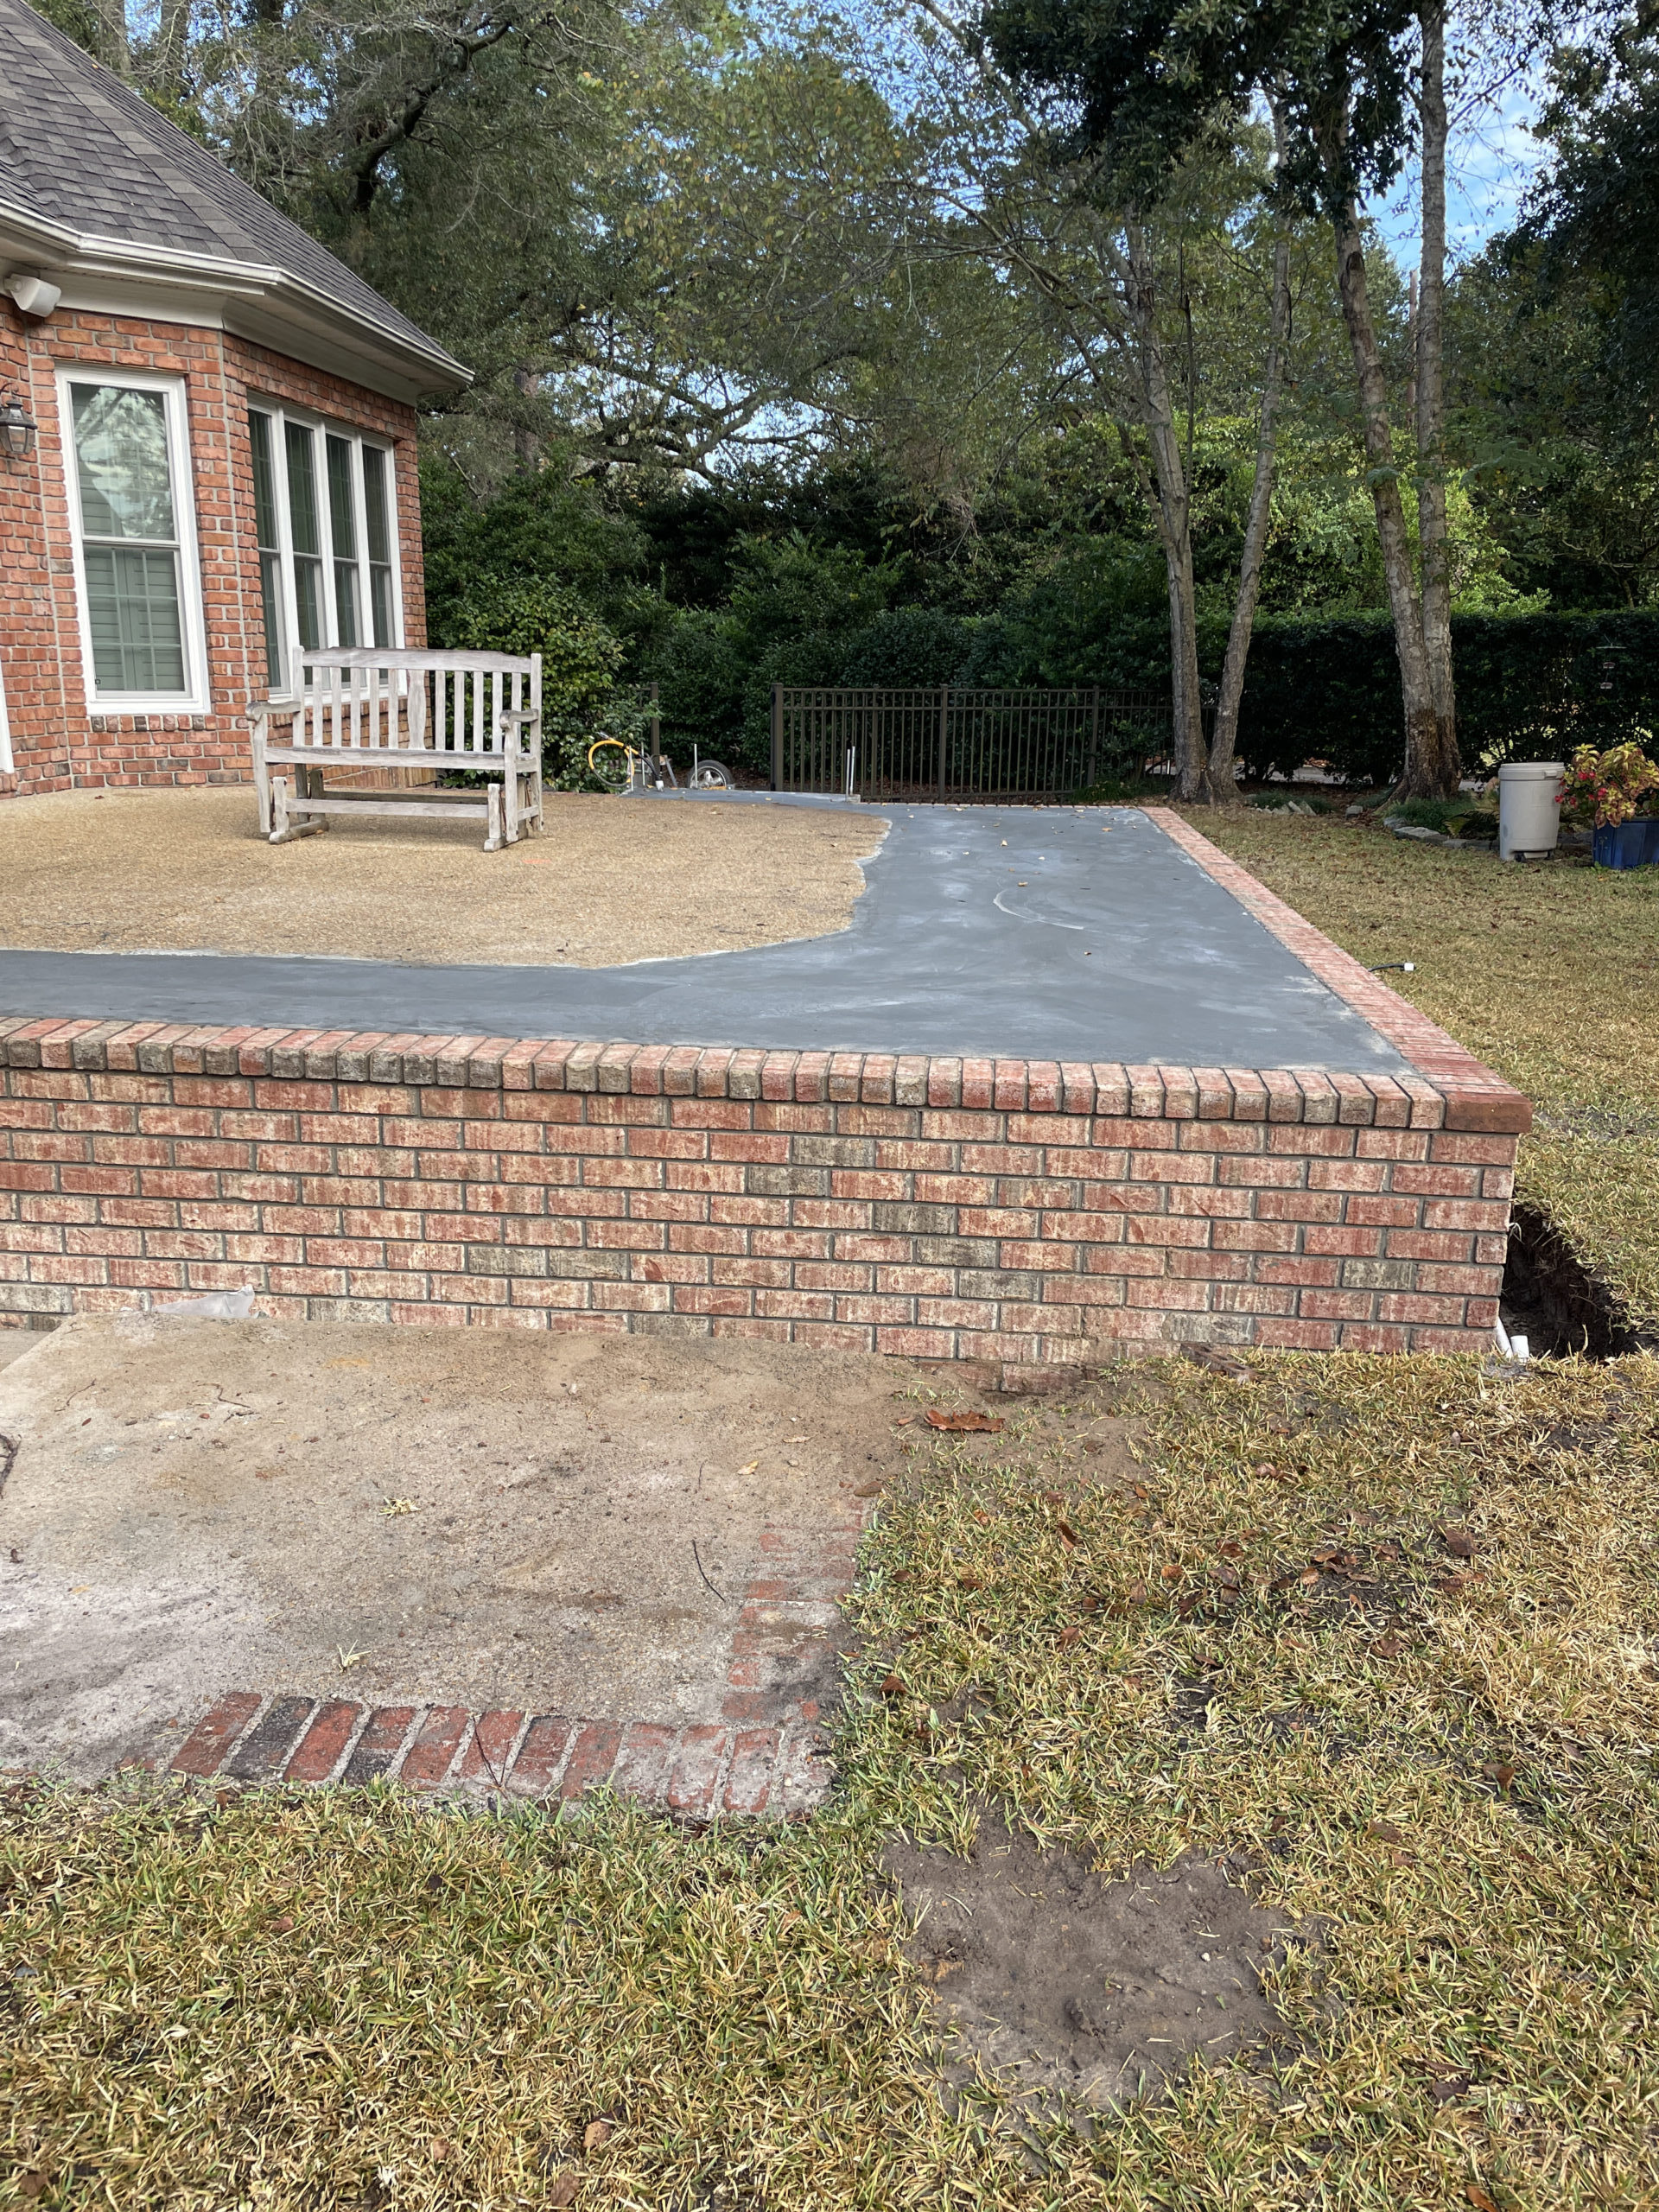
1188 809 1659 1329
8 1357 1659 2209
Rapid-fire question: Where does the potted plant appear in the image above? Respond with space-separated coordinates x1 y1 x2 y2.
1560 742 1659 868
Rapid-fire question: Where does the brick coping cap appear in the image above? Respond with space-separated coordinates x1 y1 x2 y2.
0 813 1529 1135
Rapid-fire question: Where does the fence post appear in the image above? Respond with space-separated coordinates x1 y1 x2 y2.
1089 686 1100 790
771 684 783 791
937 686 949 801
649 680 661 770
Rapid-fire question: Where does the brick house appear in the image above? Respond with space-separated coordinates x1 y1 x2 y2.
0 0 468 797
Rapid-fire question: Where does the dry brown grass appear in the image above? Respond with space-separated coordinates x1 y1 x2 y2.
9 1357 1659 2209
1185 810 1659 1330
0 787 883 967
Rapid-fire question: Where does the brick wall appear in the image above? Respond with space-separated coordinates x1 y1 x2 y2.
0 1020 1521 1359
0 299 424 798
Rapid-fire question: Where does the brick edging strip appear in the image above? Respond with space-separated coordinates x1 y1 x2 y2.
1147 810 1530 1134
158 1693 830 1819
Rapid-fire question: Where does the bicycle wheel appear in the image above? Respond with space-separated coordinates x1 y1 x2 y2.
588 739 634 792
689 759 732 790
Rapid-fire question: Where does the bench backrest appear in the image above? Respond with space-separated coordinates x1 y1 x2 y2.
276 647 542 760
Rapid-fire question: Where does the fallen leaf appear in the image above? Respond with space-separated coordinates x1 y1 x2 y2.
881 1674 904 1697
1043 1489 1064 1504
1057 1521 1080 1548
268 1914 295 1934
1483 1762 1516 1792
1124 1579 1147 1605
1466 2187 1499 2211
1212 1564 1240 1590
1299 1568 1322 1589
429 2139 453 2163
893 1416 915 1427
1217 1539 1244 1559
1371 1634 1404 1659
583 2120 613 2153
853 1480 884 1497
18 2176 47 2202
1366 1821 1407 1846
1160 1561 1183 1582
925 1409 1005 1433
972 1509 991 1524
1078 1593 1099 1613
1132 1482 1150 1499
1081 1438 1103 1455
1441 1528 1478 1559
546 2173 579 2208
957 1573 982 1592
1058 1624 1082 1647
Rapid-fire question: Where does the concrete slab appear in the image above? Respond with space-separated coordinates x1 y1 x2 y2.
0 802 1405 1069
0 1315 915 1783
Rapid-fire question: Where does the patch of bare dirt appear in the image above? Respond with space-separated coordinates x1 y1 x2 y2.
884 1815 1298 2113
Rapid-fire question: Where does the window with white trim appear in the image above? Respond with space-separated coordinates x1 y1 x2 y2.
60 372 207 708
247 404 402 685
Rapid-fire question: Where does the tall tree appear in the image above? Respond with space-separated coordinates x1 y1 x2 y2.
979 0 1474 796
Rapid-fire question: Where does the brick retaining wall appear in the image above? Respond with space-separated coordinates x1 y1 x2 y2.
0 1020 1523 1360
0 818 1533 1362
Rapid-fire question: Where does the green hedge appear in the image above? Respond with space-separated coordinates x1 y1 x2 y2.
1236 609 1659 786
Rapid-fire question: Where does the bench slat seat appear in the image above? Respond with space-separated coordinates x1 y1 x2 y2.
249 646 543 851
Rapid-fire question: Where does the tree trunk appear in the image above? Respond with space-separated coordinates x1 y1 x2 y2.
1205 119 1293 808
92 0 132 76
1328 187 1442 794
155 0 191 103
1412 0 1460 797
1125 226 1206 801
512 366 542 473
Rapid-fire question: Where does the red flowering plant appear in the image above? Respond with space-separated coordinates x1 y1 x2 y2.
1559 742 1659 830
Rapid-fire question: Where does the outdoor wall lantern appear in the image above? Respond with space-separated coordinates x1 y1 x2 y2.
0 389 37 461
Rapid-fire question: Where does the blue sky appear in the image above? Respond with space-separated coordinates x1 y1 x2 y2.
1374 67 1552 265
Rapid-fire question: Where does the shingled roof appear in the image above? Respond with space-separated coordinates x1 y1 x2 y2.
0 0 468 396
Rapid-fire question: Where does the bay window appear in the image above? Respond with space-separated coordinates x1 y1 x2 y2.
248 403 401 686
60 371 207 708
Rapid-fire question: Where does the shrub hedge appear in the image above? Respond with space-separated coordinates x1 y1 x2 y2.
1237 609 1659 786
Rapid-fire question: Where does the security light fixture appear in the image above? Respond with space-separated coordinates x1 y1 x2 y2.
0 389 36 461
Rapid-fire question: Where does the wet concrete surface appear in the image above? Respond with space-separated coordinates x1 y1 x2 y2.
0 1316 916 1781
0 801 1404 1069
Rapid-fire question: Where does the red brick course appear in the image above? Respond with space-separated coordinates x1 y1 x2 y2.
157 1694 834 1818
0 296 424 799
0 1013 1522 1356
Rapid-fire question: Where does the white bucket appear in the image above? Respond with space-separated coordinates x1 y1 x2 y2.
1498 762 1563 861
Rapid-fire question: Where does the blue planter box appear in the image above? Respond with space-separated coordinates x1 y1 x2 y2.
1592 817 1659 868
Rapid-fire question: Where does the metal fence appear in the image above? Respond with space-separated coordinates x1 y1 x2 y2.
770 685 1173 803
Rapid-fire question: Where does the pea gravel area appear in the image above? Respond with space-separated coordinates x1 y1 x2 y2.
0 786 884 966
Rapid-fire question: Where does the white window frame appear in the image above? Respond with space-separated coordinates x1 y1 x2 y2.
246 397 404 688
54 367 210 714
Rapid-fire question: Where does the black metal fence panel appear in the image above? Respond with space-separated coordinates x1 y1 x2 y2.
770 686 1173 802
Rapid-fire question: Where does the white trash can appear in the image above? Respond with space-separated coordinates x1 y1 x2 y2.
1498 761 1563 861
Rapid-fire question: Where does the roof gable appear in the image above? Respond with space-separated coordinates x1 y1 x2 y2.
0 0 467 392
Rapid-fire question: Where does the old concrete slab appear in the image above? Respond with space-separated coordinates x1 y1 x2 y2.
0 1315 917 1783
0 802 1405 1069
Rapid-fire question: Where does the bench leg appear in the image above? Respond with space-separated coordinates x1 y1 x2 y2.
485 781 505 853
269 776 327 845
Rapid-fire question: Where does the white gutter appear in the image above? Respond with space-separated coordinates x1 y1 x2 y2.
0 193 470 399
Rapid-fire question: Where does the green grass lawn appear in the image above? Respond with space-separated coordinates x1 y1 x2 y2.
6 813 1659 2211
1187 809 1659 1333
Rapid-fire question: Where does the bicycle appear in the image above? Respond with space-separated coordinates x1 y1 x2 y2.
586 737 734 793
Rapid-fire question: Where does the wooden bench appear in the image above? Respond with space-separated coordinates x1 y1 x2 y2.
249 646 543 850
